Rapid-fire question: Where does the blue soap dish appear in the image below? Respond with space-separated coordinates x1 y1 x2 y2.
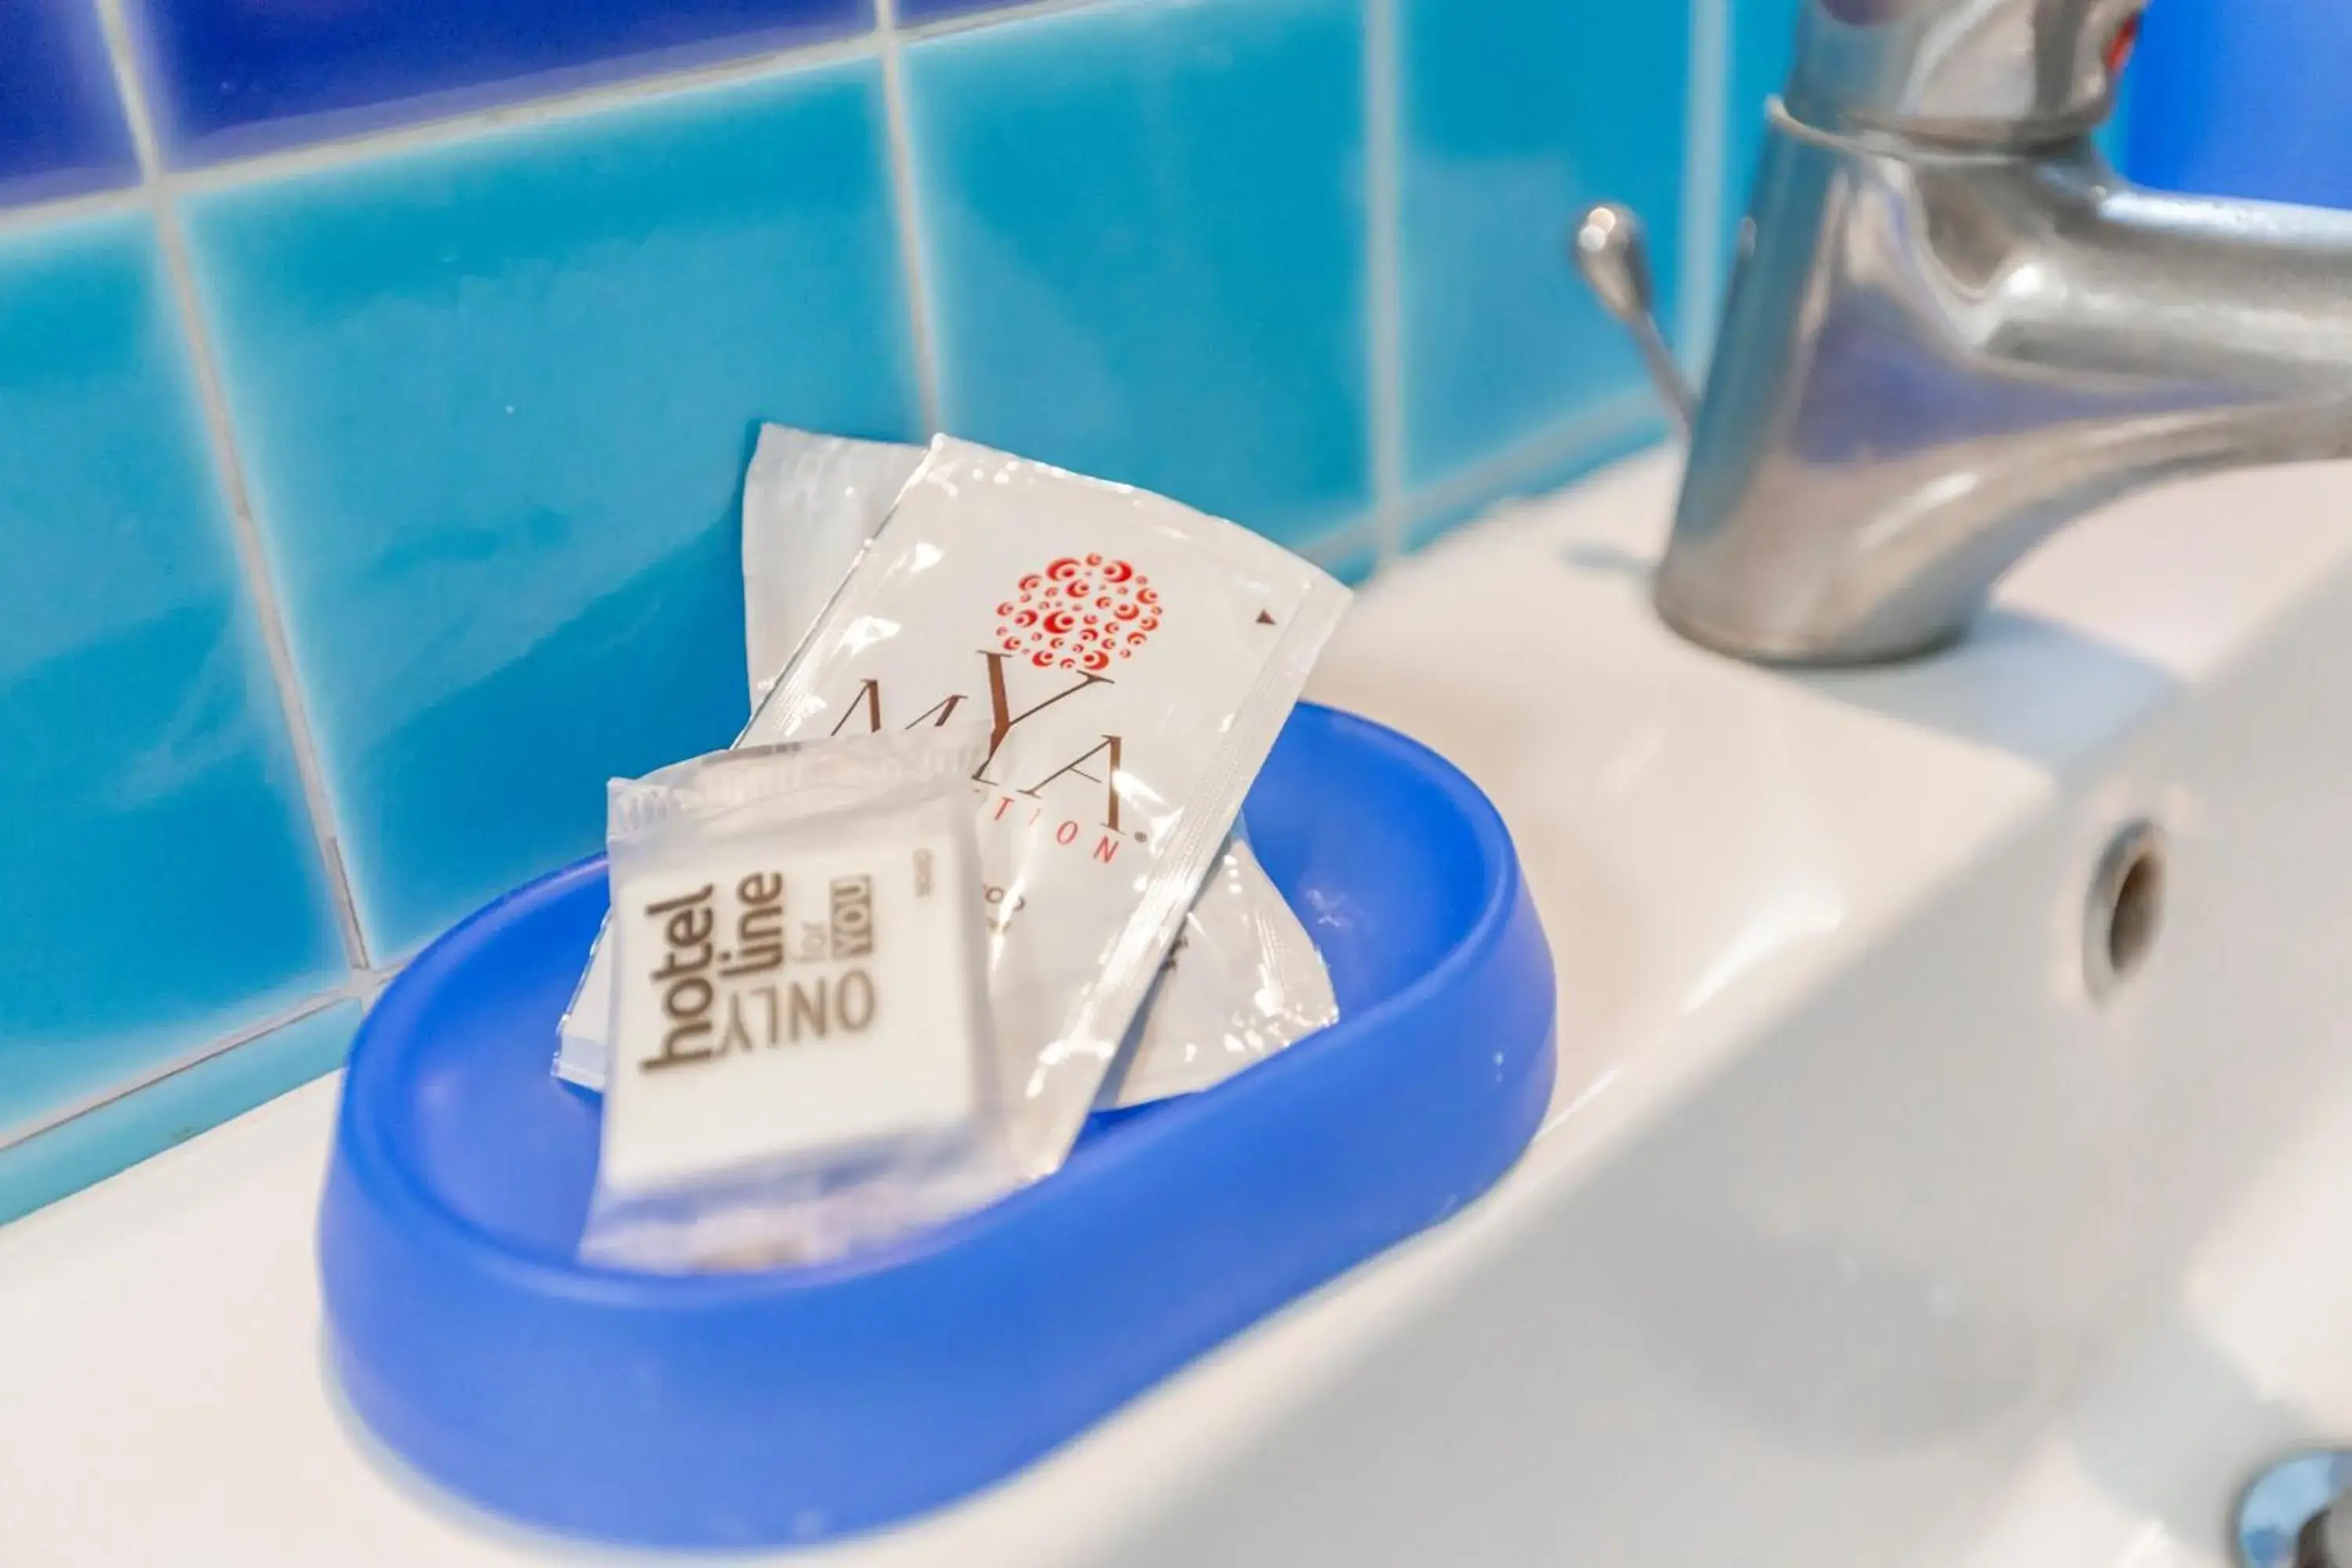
319 703 1556 1549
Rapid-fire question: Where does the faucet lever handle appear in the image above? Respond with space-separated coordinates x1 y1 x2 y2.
1571 203 1696 435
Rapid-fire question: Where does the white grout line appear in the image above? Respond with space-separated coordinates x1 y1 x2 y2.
0 949 411 1152
1399 385 1663 543
876 0 946 436
1677 0 1731 377
902 0 1110 44
0 982 366 1154
1304 515 1380 574
357 965 404 1008
1362 0 1408 568
0 184 147 240
93 0 375 979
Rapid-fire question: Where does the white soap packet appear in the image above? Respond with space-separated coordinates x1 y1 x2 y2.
743 435 1352 1174
556 426 1339 1109
742 429 1340 1110
580 727 1010 1273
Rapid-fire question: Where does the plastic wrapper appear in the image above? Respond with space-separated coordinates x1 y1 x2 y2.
579 728 1008 1272
739 428 924 710
1095 827 1333 1106
560 428 1338 1107
555 426 1338 1109
742 435 1350 1172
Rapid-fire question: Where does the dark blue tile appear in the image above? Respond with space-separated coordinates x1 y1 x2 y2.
2127 0 2352 208
2093 0 2136 165
908 0 1374 552
131 0 869 165
0 1 137 208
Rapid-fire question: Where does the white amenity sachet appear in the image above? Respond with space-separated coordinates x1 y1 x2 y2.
745 436 1351 1174
581 729 1007 1273
557 426 1340 1112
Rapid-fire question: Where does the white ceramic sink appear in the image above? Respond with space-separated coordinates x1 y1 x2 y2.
11 450 2352 1566
1278 453 2352 1568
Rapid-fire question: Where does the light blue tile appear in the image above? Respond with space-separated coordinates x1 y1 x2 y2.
0 213 344 1138
1398 0 1690 492
1726 0 1802 245
0 1000 359 1225
1317 538 1380 590
1404 397 1666 553
183 60 921 957
907 0 1372 551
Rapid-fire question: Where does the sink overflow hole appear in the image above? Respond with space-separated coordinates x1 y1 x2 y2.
2085 820 2166 1002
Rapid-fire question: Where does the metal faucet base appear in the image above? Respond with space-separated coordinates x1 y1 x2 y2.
1581 0 2352 669
1653 572 1974 670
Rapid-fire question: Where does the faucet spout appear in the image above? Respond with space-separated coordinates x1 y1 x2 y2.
1655 113 2352 665
1991 161 2352 401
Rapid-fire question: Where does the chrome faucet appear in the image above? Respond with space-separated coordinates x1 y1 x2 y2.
1582 0 2352 666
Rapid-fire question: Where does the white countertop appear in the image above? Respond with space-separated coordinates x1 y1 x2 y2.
12 449 2352 1565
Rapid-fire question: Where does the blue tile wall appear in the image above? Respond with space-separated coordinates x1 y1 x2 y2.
1401 398 1664 554
184 59 918 958
1726 0 1802 258
1396 0 1688 492
2126 0 2352 209
908 0 1371 551
0 0 1809 1216
0 2 137 208
0 213 345 1141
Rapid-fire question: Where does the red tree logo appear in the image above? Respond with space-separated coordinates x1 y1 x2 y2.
995 555 1161 672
